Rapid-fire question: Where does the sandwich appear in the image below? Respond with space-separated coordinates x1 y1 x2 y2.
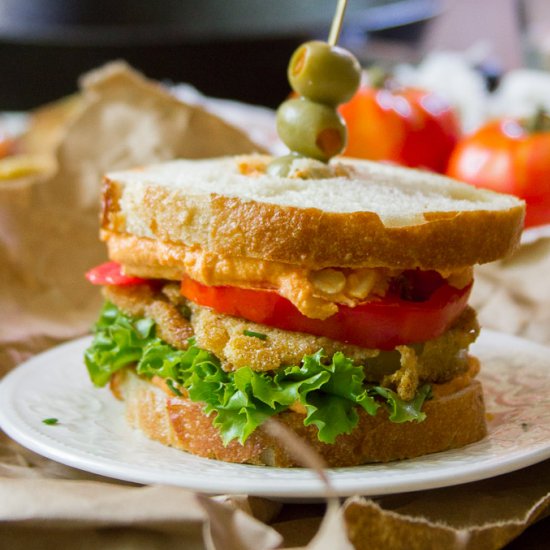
84 154 524 467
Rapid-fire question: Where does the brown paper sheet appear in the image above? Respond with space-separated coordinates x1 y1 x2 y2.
0 62 263 375
0 476 282 550
473 236 550 344
1 64 550 550
342 460 550 550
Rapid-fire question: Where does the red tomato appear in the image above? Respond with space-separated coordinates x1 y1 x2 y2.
0 136 15 158
447 118 550 227
339 85 461 173
86 262 147 286
181 275 471 350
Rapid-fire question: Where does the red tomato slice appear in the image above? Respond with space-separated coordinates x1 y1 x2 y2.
86 261 147 286
181 276 471 350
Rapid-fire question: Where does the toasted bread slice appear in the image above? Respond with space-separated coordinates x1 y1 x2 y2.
101 155 524 271
112 368 487 467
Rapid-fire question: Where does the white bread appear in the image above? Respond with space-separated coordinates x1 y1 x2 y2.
101 155 524 270
112 368 487 467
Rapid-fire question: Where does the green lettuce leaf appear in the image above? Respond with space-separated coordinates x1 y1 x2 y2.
85 302 431 445
84 302 156 387
372 384 432 423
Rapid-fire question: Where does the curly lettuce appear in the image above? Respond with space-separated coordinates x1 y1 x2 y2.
85 302 431 445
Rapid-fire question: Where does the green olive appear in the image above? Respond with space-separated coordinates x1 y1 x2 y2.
288 40 361 106
265 153 303 177
277 98 347 162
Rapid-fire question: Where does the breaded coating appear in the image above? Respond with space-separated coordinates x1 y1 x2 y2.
104 283 479 400
189 304 379 373
416 306 479 381
381 307 479 399
385 346 421 401
103 284 193 349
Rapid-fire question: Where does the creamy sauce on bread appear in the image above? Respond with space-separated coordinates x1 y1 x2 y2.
105 231 473 319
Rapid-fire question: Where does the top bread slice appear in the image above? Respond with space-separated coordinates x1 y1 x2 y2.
101 155 524 270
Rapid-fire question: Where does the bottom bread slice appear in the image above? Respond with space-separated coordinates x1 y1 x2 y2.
112 369 487 467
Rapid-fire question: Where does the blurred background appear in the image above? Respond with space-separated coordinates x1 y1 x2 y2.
0 0 543 110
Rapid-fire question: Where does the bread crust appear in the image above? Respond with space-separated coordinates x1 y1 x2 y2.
102 178 524 270
113 369 487 467
208 197 524 269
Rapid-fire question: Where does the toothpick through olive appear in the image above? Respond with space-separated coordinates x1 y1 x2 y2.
269 0 361 173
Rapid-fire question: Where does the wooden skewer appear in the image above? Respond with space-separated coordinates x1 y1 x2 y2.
328 0 348 46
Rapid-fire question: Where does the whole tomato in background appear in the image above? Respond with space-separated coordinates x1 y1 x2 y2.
0 134 15 158
339 80 461 173
447 114 550 228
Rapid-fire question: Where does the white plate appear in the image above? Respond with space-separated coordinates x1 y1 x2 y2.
521 223 550 245
1 330 549 498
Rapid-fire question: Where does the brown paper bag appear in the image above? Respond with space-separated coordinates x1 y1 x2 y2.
0 62 263 374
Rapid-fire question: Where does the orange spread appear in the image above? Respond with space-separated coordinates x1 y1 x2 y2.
431 356 480 398
105 231 473 320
